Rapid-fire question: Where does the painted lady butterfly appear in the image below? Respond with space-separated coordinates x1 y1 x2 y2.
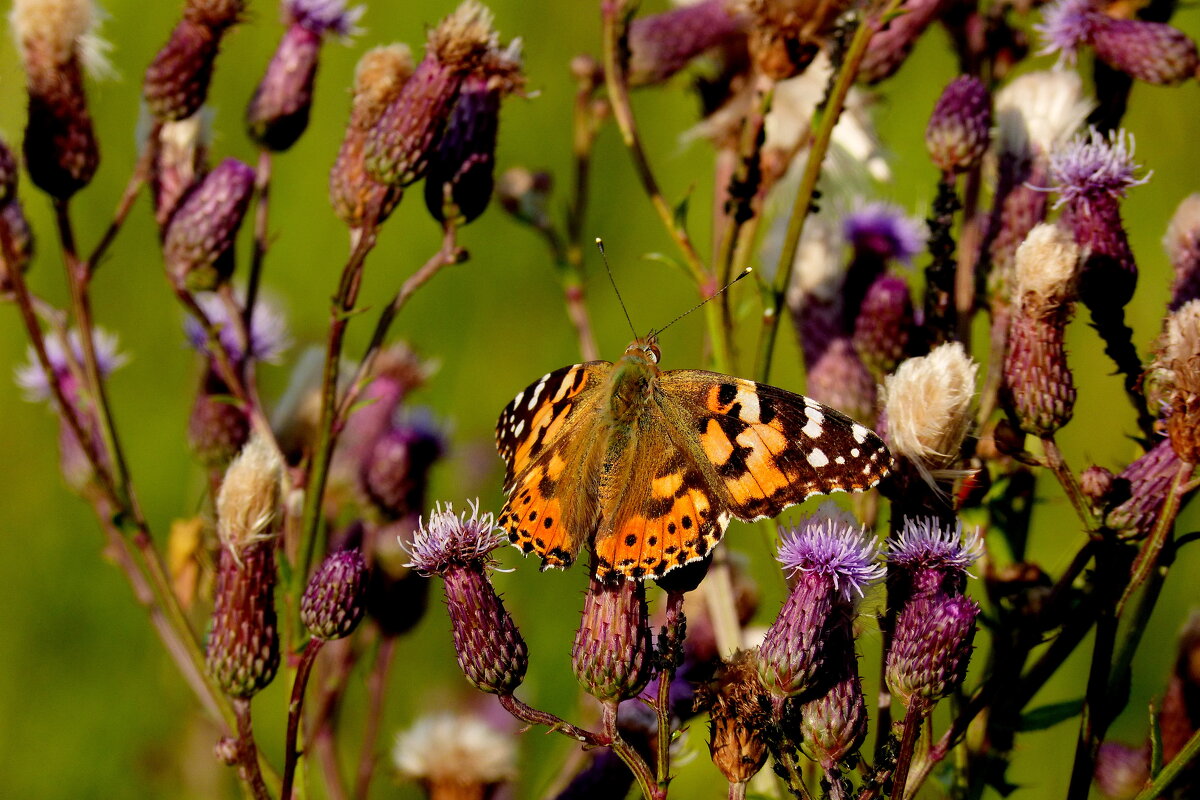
496 337 892 580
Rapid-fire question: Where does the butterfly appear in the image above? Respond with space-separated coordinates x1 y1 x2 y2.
495 336 892 581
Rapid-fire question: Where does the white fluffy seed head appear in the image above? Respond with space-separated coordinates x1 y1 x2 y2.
1164 194 1200 271
1014 222 1080 308
10 0 111 75
392 712 517 788
884 343 979 476
995 69 1093 161
216 433 283 556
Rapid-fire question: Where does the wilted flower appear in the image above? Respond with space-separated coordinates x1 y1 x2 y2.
301 549 368 640
696 650 770 787
572 575 653 702
393 711 517 800
743 0 850 80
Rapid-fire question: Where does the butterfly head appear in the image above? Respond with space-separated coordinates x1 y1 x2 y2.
623 334 661 365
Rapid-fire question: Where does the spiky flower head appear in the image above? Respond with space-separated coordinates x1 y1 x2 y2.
245 0 364 151
798 636 868 768
11 0 104 199
1166 194 1200 311
392 712 517 797
1050 127 1149 210
696 650 770 786
626 0 747 87
887 516 983 601
572 574 653 701
926 75 992 175
843 201 925 266
1035 0 1098 65
163 158 255 292
1107 439 1188 540
183 293 291 366
883 342 979 481
885 592 979 705
853 274 914 378
406 502 528 694
759 507 883 697
15 326 127 404
364 1 501 187
329 43 413 229
144 1 245 121
1150 301 1200 464
301 549 368 640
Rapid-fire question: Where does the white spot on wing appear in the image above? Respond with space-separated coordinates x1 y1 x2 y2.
736 389 761 423
513 419 525 437
526 376 549 410
807 448 829 468
802 419 823 439
852 423 869 444
850 447 860 458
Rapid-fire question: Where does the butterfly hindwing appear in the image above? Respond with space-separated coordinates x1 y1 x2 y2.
658 371 892 521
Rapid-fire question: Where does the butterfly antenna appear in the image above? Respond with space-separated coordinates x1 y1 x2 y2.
596 238 639 340
652 267 753 339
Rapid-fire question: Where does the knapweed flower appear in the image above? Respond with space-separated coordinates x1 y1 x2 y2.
183 292 291 365
926 75 992 175
626 0 746 87
11 0 105 198
329 43 413 229
758 509 883 697
364 0 503 187
1149 301 1200 464
163 158 256 292
1003 223 1081 437
696 650 770 788
206 435 283 697
1166 194 1200 311
886 516 983 602
798 634 868 768
301 549 368 640
1037 0 1198 85
883 343 979 483
424 41 523 225
392 712 517 800
144 0 245 121
884 591 979 705
572 575 653 702
246 0 365 151
406 501 527 694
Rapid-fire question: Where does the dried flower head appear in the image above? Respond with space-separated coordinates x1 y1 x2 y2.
9 0 107 71
1166 194 1200 311
925 75 993 174
744 0 850 80
1013 223 1080 309
697 650 770 786
994 69 1093 163
1151 300 1200 463
301 549 368 640
392 712 517 795
215 434 283 556
883 342 979 479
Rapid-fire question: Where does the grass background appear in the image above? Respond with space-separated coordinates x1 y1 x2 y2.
0 0 1198 796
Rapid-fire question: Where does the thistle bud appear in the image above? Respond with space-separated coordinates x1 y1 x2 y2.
424 43 523 225
885 592 979 705
860 0 946 83
1079 465 1117 511
393 712 518 800
329 44 413 228
1037 0 1199 86
1166 194 1200 311
853 274 914 377
0 138 18 206
246 0 364 151
1003 223 1081 436
572 575 653 702
406 501 528 694
207 435 283 697
163 158 255 291
11 0 104 199
188 368 250 466
697 650 770 787
758 509 883 697
364 1 501 187
799 636 868 768
805 338 877 426
301 549 368 640
144 0 245 121
0 201 35 293
926 76 992 175
1093 741 1150 800
886 517 982 605
150 112 211 229
1107 439 1188 539
1151 301 1200 464
883 343 979 483
360 412 446 519
626 0 747 87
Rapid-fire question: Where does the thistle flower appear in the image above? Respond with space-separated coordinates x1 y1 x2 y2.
885 592 979 705
1149 301 1200 464
406 501 527 694
843 201 925 267
1107 439 1188 539
853 274 914 378
206 435 283 697
886 516 983 602
329 43 414 228
11 0 104 198
144 0 245 121
626 0 746 87
183 292 292 365
246 0 365 151
758 509 883 697
301 549 368 640
424 42 523 225
360 411 447 519
798 636 868 768
1166 194 1200 311
1037 0 1198 85
393 712 517 800
364 1 501 187
149 111 211 229
859 0 946 84
697 650 770 787
1003 223 1081 437
0 200 35 293
925 76 992 175
882 342 979 482
163 158 256 292
1093 741 1150 799
572 575 653 702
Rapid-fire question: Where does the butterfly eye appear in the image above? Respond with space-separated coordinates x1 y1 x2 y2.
647 342 661 363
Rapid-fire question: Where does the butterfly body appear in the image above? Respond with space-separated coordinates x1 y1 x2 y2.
496 337 891 581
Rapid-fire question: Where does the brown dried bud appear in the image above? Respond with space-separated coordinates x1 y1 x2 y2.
1152 301 1200 464
698 650 770 786
745 0 848 80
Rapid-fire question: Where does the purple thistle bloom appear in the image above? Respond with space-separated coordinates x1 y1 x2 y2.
183 293 291 364
777 508 885 604
15 327 127 403
404 500 506 575
1036 0 1099 65
887 517 982 600
1049 127 1149 210
843 201 925 265
285 0 364 39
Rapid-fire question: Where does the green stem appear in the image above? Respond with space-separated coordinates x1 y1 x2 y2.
1133 726 1200 800
1041 436 1099 533
243 149 272 334
281 638 324 800
890 700 930 800
85 127 155 274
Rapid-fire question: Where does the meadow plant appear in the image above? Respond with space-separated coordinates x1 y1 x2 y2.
5 0 1200 798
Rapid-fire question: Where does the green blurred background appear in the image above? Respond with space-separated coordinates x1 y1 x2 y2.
1 0 1198 797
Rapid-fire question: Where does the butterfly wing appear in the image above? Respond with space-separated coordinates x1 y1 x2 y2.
495 362 612 569
657 370 892 521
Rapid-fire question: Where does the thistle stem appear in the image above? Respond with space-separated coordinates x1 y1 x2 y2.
234 697 272 800
655 592 685 788
244 150 272 332
890 700 930 800
282 638 324 800
352 635 397 800
85 135 154 274
1133 726 1200 800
